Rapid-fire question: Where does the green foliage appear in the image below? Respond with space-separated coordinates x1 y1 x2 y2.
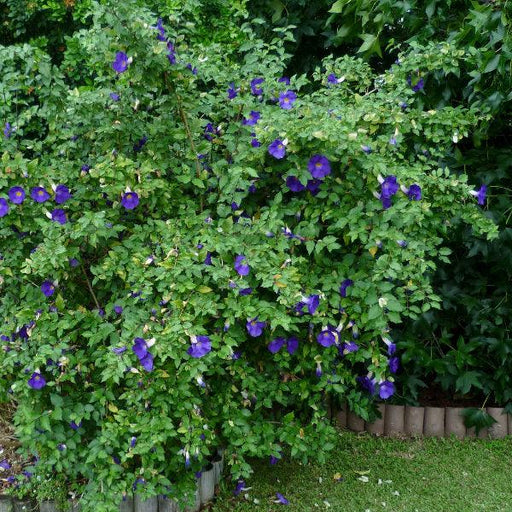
0 0 498 508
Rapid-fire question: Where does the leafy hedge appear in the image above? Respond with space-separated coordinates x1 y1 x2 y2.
0 0 497 508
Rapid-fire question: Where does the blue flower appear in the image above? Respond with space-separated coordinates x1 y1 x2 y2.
8 186 25 204
470 184 487 205
242 111 260 126
0 198 9 218
286 176 305 192
54 184 71 204
286 337 299 355
268 337 286 354
389 356 400 374
339 279 353 298
275 492 289 505
112 51 131 73
405 184 422 201
3 122 13 138
379 380 395 400
28 372 46 390
233 479 246 496
51 208 67 225
246 317 266 337
228 82 238 99
317 329 336 347
268 139 286 159
278 90 297 110
188 335 212 358
41 281 56 297
250 78 264 96
234 255 250 276
308 154 331 179
357 375 376 395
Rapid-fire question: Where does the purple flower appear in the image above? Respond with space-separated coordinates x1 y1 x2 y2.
110 92 120 101
379 380 395 400
278 76 290 85
389 356 400 374
307 179 321 195
304 294 320 315
316 363 323 378
130 436 137 448
133 136 148 153
286 336 299 355
31 187 50 203
233 479 246 496
412 78 424 92
317 329 336 347
251 138 261 147
357 376 376 395
70 420 82 430
268 139 286 159
112 51 130 73
8 186 25 204
270 454 280 465
121 192 139 210
250 78 264 96
242 111 260 126
114 305 123 314
471 184 487 205
112 346 127 355
154 18 166 41
167 42 176 65
397 240 408 248
278 90 297 110
227 83 238 99
406 184 422 201
188 335 212 358
327 73 337 84
239 287 252 296
276 493 289 505
0 459 11 470
268 337 286 354
204 252 212 265
0 198 9 217
139 352 154 372
69 258 79 267
132 338 149 359
3 122 12 138
41 281 55 297
28 372 46 390
340 341 359 354
51 209 67 225
339 279 353 298
286 176 305 192
361 145 372 154
234 255 250 276
55 184 71 204
81 164 90 173
246 318 266 337
308 154 331 179
381 175 399 198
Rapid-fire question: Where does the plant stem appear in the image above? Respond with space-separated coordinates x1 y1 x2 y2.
80 263 100 310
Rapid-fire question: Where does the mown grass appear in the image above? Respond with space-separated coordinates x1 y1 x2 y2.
210 432 512 512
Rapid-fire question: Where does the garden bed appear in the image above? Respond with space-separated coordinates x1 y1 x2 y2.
334 402 511 439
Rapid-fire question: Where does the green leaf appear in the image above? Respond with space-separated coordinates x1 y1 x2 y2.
329 0 348 14
460 407 496 435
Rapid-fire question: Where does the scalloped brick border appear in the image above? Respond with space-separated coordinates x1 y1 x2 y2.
333 402 511 439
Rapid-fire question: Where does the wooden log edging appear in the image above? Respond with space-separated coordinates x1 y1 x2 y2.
0 451 225 512
335 402 512 439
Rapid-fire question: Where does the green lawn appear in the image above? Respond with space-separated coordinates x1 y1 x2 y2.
211 432 512 512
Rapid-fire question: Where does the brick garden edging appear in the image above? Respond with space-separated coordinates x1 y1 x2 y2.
0 452 224 512
334 403 511 438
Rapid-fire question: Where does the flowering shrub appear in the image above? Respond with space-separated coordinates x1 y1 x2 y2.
0 1 497 509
